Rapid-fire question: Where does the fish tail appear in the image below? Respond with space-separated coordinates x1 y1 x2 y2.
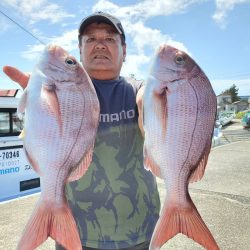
149 199 220 250
17 202 82 250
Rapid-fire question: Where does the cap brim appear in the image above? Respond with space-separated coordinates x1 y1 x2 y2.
79 15 122 35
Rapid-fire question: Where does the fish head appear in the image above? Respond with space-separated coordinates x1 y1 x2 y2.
39 44 88 88
29 45 91 133
150 44 199 91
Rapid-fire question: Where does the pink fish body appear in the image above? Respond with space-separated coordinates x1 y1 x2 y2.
143 45 219 250
16 44 100 250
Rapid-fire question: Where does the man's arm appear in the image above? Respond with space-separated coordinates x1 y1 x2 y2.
136 86 145 137
3 66 30 89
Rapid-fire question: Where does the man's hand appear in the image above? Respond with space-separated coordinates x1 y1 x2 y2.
3 66 30 89
136 86 145 137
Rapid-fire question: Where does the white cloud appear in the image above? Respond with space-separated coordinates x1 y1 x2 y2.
21 44 45 60
1 0 75 24
2 0 200 75
92 0 193 78
213 0 250 28
126 21 189 53
93 0 203 19
21 29 79 60
49 29 78 52
121 53 151 79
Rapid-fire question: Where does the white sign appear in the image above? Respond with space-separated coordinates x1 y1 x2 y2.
0 146 40 202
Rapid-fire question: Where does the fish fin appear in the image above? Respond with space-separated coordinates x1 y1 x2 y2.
150 199 219 250
23 146 41 174
41 84 63 134
153 90 168 138
17 88 28 115
143 145 163 179
189 141 212 183
67 148 93 182
17 202 82 250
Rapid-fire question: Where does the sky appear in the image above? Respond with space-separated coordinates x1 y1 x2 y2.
0 0 250 96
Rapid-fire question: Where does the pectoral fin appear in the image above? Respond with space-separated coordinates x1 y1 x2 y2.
41 84 62 134
153 89 168 139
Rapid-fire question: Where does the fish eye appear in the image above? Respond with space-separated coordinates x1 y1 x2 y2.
65 58 76 65
175 55 185 65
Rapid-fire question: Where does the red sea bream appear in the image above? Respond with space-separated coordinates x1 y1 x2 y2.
143 44 219 250
16 44 100 250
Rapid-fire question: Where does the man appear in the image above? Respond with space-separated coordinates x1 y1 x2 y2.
4 11 160 250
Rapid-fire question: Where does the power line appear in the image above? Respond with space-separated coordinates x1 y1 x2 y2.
0 9 46 45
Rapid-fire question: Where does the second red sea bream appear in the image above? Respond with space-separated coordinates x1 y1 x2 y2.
143 44 219 250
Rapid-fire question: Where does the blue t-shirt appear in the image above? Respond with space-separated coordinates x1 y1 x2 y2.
66 77 160 249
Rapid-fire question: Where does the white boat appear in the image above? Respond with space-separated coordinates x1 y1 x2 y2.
217 111 236 126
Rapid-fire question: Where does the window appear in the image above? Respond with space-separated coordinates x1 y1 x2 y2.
0 109 23 136
0 112 10 134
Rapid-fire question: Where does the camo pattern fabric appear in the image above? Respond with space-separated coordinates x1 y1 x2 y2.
66 77 160 249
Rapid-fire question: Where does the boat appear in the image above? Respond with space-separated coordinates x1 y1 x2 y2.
217 111 236 126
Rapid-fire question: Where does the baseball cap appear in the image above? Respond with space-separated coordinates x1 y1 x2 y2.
78 11 126 43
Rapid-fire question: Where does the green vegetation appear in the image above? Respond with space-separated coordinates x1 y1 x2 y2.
235 111 245 119
221 84 240 102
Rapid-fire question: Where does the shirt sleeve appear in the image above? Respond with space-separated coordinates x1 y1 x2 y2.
125 77 144 95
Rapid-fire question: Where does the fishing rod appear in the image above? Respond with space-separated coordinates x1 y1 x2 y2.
0 9 46 45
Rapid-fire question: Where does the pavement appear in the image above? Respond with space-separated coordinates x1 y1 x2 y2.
0 121 249 250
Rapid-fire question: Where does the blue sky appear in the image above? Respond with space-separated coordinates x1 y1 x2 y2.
0 0 250 96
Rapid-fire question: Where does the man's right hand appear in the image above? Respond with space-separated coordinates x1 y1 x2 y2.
3 66 30 89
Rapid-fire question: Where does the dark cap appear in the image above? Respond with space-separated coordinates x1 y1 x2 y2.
78 11 125 43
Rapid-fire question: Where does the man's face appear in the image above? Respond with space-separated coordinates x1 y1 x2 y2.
79 22 126 80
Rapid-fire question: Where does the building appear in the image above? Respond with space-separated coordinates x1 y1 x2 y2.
217 94 250 113
217 94 233 112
